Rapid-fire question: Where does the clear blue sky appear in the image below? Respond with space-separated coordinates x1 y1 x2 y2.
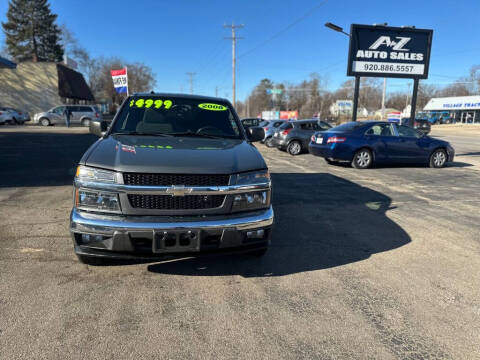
1 0 479 101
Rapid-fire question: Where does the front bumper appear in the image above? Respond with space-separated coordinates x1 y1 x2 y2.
447 146 455 162
70 207 273 259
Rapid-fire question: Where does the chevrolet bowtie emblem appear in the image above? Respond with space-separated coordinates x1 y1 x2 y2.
166 185 193 197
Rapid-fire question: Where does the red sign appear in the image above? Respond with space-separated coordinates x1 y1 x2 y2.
280 111 298 120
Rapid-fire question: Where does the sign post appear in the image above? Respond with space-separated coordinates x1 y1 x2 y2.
352 76 360 122
347 24 433 121
410 78 419 123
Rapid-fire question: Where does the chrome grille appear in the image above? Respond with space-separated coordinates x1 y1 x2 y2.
123 173 230 186
128 194 225 210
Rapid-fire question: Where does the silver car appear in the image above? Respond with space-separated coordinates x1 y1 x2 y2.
259 120 286 147
1 107 29 124
0 108 12 125
33 105 101 127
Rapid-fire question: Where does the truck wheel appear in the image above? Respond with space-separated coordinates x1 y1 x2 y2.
429 149 447 168
352 148 372 169
77 254 103 265
287 141 302 155
40 118 50 126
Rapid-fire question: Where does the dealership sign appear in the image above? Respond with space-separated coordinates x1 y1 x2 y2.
423 96 480 111
110 68 128 94
347 24 433 79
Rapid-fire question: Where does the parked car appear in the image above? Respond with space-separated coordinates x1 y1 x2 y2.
71 93 273 264
260 119 286 147
241 117 263 130
33 105 101 127
0 110 10 125
0 107 29 124
309 121 454 169
401 117 431 134
271 119 332 155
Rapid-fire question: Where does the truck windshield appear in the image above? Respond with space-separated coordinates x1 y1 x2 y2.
111 96 242 138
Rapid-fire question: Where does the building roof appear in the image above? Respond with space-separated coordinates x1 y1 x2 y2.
0 56 16 69
423 96 480 111
57 64 94 101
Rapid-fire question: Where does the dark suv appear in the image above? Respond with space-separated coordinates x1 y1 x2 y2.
401 117 431 134
271 119 331 155
70 94 273 264
241 117 263 130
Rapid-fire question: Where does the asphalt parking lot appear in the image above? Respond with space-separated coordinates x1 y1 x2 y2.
1 125 479 359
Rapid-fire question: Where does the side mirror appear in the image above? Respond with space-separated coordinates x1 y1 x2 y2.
90 120 108 137
247 126 265 142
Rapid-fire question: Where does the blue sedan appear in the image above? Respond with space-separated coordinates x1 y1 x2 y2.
308 121 455 169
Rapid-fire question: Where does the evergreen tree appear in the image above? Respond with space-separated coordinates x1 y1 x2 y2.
2 0 63 62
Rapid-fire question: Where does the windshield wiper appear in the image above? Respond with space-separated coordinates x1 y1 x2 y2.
110 131 173 137
169 131 235 139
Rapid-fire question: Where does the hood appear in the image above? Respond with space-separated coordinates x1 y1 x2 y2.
83 135 267 174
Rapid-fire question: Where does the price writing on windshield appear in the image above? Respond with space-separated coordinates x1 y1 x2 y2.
198 103 227 111
129 98 173 109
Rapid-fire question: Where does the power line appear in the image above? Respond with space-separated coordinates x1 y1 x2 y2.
185 72 196 94
194 38 226 75
237 0 329 59
224 23 244 106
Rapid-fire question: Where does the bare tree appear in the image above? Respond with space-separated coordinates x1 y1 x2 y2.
85 57 156 109
386 92 409 110
436 82 471 97
416 82 438 109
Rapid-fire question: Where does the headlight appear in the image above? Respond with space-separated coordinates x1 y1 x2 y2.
75 165 116 183
231 170 271 212
234 170 270 185
232 191 270 212
75 189 121 213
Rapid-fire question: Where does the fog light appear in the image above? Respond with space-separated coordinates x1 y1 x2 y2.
81 234 104 243
246 229 265 239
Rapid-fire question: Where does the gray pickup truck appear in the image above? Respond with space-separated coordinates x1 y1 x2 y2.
70 93 273 264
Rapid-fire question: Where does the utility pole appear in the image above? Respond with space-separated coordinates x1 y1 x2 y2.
224 23 244 107
185 72 196 94
381 78 387 120
215 86 218 97
406 82 411 108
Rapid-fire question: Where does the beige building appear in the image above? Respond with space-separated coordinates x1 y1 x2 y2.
0 62 94 116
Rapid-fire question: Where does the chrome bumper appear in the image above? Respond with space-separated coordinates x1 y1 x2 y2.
71 207 273 234
70 207 273 257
